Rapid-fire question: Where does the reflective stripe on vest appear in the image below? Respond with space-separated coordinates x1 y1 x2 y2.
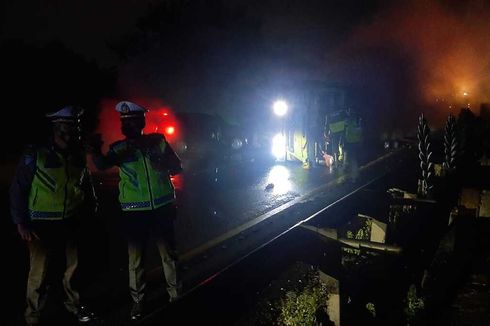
114 138 175 211
28 148 85 220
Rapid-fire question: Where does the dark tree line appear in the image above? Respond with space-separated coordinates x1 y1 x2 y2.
1 39 117 158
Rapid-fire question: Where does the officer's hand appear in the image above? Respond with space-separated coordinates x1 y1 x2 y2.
17 224 39 242
86 133 104 153
93 201 99 215
147 148 162 162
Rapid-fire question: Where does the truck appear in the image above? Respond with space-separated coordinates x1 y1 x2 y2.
269 81 350 168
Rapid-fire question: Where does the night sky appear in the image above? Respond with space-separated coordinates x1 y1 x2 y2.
1 1 378 67
1 0 489 154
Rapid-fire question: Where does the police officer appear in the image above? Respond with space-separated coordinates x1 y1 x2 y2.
89 101 182 321
326 109 348 169
344 110 363 182
10 106 96 325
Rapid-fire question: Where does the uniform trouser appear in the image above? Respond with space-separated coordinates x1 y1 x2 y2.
344 143 360 181
25 220 80 324
329 133 343 165
124 204 180 303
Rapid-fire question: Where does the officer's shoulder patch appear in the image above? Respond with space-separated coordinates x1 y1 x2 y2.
23 154 35 166
22 144 38 166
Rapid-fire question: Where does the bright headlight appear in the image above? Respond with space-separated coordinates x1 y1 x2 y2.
273 100 288 116
272 133 286 160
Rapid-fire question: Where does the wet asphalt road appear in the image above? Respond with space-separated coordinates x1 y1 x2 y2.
95 154 340 255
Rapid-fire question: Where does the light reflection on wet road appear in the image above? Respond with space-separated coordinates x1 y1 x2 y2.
166 159 335 253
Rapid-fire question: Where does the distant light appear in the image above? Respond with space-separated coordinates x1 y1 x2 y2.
231 138 243 150
273 100 288 116
163 112 169 116
165 126 175 135
463 92 468 97
272 133 286 160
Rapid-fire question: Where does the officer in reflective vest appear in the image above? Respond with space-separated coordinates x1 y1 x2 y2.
344 111 363 182
9 106 96 325
89 101 182 321
327 109 347 167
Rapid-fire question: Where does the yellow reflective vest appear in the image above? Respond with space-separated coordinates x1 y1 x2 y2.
28 148 85 220
345 118 363 144
110 136 175 211
328 110 347 134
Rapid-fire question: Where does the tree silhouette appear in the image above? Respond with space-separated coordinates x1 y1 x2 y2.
0 39 117 157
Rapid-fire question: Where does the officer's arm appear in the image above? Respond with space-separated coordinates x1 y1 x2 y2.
150 138 183 175
91 145 120 170
81 167 99 214
9 148 36 226
164 142 183 175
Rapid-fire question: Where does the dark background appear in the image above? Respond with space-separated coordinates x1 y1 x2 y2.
2 0 489 160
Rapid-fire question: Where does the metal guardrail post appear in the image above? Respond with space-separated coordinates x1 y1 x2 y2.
443 114 458 173
417 114 434 198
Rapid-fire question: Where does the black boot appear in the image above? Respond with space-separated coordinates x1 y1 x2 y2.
130 301 144 321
